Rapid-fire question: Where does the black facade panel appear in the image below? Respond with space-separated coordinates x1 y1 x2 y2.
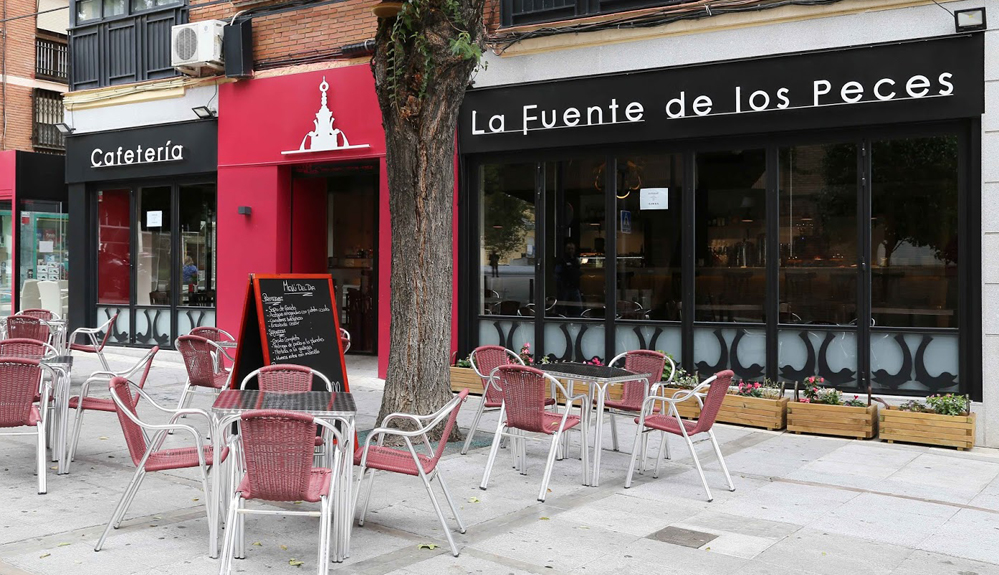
224 20 253 79
16 153 66 202
67 183 89 333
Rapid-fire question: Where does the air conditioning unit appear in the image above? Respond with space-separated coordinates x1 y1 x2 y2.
171 20 225 76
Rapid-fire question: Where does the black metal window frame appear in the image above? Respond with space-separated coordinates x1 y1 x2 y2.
501 0 684 27
32 89 66 152
458 119 982 401
68 0 186 91
80 174 217 349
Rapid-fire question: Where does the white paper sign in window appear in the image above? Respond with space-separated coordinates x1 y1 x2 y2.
146 211 163 228
640 188 669 210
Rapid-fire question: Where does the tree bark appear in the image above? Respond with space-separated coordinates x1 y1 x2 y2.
372 1 486 440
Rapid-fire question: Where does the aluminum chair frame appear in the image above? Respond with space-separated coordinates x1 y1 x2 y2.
340 328 351 353
355 390 469 557
68 314 118 371
239 365 337 392
68 346 158 464
605 351 674 455
175 335 233 412
0 358 58 494
97 378 227 552
18 308 60 321
460 346 524 455
0 338 60 435
190 327 237 366
217 411 346 575
479 366 590 502
624 371 736 502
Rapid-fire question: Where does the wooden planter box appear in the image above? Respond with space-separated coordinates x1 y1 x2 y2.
717 396 788 430
787 402 878 439
881 408 975 451
450 367 484 395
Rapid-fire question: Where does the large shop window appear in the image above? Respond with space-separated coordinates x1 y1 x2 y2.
469 131 970 396
0 202 12 316
20 200 69 318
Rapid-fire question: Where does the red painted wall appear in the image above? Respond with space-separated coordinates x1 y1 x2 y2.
218 64 459 379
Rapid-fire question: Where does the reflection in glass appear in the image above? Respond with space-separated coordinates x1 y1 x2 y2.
616 323 681 359
545 157 606 319
20 200 69 317
694 150 767 323
103 0 125 16
478 319 534 354
544 320 604 363
480 163 536 317
871 136 958 328
97 189 130 305
137 187 171 306
779 144 858 325
179 184 217 309
77 0 99 20
615 154 682 321
0 202 11 316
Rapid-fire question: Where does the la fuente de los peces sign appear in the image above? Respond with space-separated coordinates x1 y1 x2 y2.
459 35 983 154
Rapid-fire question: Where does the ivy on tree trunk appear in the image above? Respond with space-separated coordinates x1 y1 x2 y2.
372 0 486 440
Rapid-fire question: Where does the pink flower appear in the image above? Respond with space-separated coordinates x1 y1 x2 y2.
523 343 530 349
801 398 811 403
812 387 818 393
754 382 761 389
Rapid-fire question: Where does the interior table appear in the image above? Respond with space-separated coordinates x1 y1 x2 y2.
209 390 357 561
538 363 651 487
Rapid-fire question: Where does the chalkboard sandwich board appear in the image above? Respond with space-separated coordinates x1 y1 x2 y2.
232 274 349 392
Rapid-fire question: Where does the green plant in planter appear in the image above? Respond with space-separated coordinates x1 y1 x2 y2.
732 378 785 400
455 356 472 368
800 377 865 406
925 394 970 416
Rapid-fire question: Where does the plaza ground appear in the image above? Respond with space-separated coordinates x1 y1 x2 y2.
2 349 999 575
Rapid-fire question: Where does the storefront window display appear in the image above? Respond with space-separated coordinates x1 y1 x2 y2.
20 199 69 318
0 202 12 316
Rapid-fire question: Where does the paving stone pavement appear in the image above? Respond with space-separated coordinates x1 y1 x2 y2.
3 348 999 575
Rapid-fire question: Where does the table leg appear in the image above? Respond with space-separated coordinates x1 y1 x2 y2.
56 368 71 474
591 383 608 487
209 417 222 558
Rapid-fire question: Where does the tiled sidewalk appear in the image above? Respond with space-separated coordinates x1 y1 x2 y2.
2 349 999 575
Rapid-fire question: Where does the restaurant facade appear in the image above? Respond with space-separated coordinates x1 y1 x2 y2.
458 7 991 441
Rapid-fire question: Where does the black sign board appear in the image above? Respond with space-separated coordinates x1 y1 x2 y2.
65 119 218 184
232 274 349 392
459 34 984 155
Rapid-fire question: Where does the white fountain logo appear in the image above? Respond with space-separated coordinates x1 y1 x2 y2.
282 76 369 155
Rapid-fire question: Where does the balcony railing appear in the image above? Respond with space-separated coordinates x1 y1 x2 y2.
36 38 68 83
501 0 683 27
33 89 65 152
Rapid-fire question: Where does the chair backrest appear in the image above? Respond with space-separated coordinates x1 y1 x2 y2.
20 280 41 310
18 308 57 321
109 376 148 466
691 370 735 435
190 327 235 343
429 389 469 463
0 358 43 428
239 410 320 502
0 338 57 360
176 335 226 388
240 364 334 392
610 350 667 410
493 365 551 433
6 316 49 343
89 313 119 352
470 346 523 403
36 282 62 316
340 328 351 353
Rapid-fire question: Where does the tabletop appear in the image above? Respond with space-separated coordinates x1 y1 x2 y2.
42 355 73 366
212 390 356 418
539 362 650 383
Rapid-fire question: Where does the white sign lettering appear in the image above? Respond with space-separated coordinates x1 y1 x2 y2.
90 142 184 168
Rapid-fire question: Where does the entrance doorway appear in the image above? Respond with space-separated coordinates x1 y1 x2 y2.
293 163 379 355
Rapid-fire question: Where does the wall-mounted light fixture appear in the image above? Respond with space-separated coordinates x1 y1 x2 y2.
954 7 986 32
54 122 74 135
238 206 252 216
192 106 217 119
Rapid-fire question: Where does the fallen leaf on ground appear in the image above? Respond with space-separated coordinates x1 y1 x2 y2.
153 516 162 520
417 544 438 550
39 554 50 559
539 517 550 521
50 466 57 470
289 559 304 567
468 497 480 503
252 542 262 546
280 545 288 551
99 436 108 440
57 543 71 547
578 526 590 530
192 498 199 502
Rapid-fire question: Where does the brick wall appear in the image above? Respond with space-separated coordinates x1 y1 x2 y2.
190 0 377 65
0 0 40 151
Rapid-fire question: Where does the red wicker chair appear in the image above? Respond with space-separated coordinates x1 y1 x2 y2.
604 350 672 453
67 346 158 465
18 308 58 321
340 328 350 353
479 365 589 502
0 338 61 440
0 358 52 493
460 345 535 455
625 370 736 501
190 327 236 366
6 315 50 344
68 313 118 371
97 376 228 552
217 410 344 575
175 335 231 411
355 390 470 557
239 364 336 392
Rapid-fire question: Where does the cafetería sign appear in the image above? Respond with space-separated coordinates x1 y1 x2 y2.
90 141 185 168
459 35 983 154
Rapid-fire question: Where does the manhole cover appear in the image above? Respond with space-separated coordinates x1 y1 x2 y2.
647 526 718 548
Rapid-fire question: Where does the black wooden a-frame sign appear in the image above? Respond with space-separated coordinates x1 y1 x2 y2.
231 273 350 392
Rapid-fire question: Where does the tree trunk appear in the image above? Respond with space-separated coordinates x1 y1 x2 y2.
371 1 486 440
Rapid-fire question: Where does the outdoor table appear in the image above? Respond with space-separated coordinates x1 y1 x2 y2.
539 363 651 487
41 354 73 474
42 319 69 354
209 390 357 561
